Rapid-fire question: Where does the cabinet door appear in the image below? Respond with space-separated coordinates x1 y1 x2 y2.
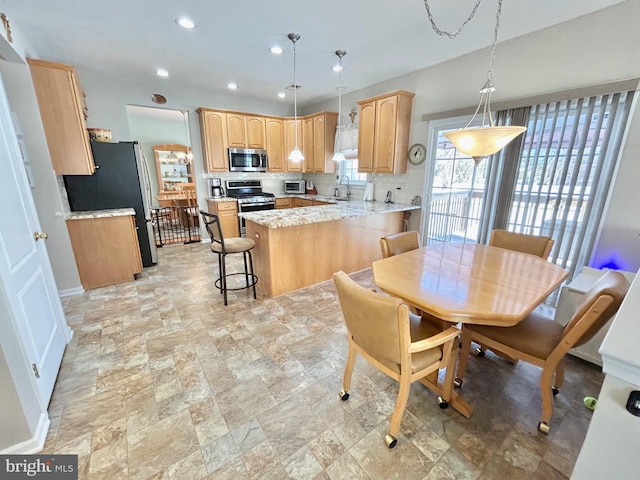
284 119 303 172
199 110 228 172
373 96 399 173
246 116 266 149
27 59 95 175
313 113 337 174
357 101 375 173
302 117 314 172
226 113 247 147
275 197 292 209
266 117 285 172
293 198 313 207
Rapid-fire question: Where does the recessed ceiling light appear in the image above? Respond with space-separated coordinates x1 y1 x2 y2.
175 17 196 29
156 68 169 77
269 46 283 55
277 92 286 98
332 65 343 72
227 83 238 90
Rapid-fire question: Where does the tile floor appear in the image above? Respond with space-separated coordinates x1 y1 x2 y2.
45 242 604 479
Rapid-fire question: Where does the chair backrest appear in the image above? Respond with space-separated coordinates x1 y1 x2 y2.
489 229 554 258
562 270 629 348
200 210 225 252
333 271 407 367
183 187 198 207
380 231 420 258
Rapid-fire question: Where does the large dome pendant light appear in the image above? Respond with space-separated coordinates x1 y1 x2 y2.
424 0 526 164
288 33 304 162
332 50 347 162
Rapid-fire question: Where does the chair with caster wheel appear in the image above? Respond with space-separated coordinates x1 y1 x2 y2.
333 271 461 448
456 270 629 434
200 210 257 306
472 229 556 361
380 231 452 331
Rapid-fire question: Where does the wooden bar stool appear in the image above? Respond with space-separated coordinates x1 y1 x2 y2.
200 210 257 305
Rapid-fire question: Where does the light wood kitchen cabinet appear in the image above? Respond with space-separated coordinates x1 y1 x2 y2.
27 58 95 175
302 117 314 172
275 197 292 209
302 112 337 173
284 118 304 173
265 117 285 172
206 199 240 238
197 108 228 172
66 215 142 289
357 90 414 174
313 200 331 206
227 113 266 149
293 198 314 207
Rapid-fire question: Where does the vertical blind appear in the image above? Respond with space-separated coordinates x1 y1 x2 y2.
491 90 635 291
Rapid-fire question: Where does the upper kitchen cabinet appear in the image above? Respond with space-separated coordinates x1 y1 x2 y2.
302 112 337 173
197 108 228 172
226 113 266 149
27 58 95 175
284 118 304 173
357 90 414 174
265 117 285 172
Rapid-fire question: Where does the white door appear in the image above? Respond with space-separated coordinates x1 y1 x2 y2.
0 71 71 406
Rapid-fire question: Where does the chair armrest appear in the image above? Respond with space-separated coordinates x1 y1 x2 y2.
409 327 460 353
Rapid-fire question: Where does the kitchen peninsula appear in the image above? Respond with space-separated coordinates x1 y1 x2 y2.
241 198 420 297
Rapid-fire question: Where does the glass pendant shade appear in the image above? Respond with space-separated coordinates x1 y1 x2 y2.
444 125 526 164
288 146 304 162
288 33 304 162
332 50 347 162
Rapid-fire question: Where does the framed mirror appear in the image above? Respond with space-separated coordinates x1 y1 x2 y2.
152 143 193 192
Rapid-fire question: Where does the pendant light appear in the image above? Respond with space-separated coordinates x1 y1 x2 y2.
332 50 347 162
288 33 304 162
424 0 526 164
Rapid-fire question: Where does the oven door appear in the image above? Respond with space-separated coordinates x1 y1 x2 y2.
238 201 275 235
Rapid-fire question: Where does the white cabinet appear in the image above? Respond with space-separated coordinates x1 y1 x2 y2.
554 267 636 365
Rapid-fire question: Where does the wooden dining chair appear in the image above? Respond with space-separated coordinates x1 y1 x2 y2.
333 271 461 448
380 230 420 258
473 228 556 361
380 231 452 330
489 229 554 259
455 270 629 434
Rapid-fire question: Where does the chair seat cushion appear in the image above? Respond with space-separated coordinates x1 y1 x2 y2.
211 237 255 254
468 311 564 360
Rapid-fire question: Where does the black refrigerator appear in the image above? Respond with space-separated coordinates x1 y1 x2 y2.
64 141 157 267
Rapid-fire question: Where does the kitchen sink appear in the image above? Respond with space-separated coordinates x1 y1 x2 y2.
332 197 351 202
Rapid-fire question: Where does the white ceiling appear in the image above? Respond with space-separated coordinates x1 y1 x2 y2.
1 0 627 108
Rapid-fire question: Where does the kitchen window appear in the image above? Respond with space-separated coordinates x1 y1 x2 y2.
336 149 367 185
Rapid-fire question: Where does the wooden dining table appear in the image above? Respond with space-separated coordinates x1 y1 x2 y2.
371 242 570 417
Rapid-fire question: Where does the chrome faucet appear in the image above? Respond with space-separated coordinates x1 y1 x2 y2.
339 175 351 198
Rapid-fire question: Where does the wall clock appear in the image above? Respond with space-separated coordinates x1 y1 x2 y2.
408 143 426 165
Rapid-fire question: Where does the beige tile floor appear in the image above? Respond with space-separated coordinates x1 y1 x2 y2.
45 242 604 479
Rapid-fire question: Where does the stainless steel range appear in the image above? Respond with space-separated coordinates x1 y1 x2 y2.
225 180 275 236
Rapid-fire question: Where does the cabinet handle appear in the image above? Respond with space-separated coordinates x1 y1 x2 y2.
33 231 48 241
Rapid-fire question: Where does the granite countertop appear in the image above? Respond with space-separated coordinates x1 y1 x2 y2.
65 208 136 220
239 197 420 229
207 197 237 203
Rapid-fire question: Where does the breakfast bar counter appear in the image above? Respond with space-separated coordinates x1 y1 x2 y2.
242 199 420 297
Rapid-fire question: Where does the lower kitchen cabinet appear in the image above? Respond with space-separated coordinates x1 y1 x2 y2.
275 197 292 209
66 215 142 289
206 199 240 238
293 198 314 207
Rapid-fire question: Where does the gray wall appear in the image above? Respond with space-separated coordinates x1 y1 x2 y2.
306 0 640 272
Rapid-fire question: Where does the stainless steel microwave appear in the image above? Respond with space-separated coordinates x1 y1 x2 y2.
228 148 268 172
284 180 306 194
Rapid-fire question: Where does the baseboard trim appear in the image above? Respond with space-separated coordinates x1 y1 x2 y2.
59 286 84 298
0 412 50 454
